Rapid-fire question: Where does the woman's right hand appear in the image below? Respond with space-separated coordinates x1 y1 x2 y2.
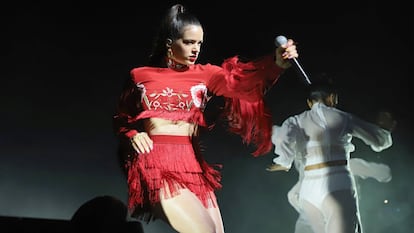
266 163 290 172
376 111 397 132
131 132 153 153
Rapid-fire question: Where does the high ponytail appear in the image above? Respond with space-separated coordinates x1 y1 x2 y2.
147 4 202 66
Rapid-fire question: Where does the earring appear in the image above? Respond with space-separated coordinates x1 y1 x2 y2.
167 48 173 58
166 48 173 67
167 57 173 68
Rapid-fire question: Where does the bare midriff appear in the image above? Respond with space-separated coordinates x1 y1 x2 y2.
144 117 198 136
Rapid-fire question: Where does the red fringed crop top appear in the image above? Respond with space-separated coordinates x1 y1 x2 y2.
114 54 284 156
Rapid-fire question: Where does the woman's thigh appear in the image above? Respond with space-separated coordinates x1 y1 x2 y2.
158 188 220 233
322 190 360 233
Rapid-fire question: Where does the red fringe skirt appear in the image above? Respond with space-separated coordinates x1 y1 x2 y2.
125 135 222 220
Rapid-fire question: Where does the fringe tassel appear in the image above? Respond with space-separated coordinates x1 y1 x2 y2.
125 136 222 221
207 55 282 156
225 98 273 156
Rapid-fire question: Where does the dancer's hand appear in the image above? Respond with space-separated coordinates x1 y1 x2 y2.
266 163 290 172
376 111 397 132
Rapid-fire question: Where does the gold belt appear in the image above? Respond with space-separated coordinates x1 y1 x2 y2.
304 160 347 171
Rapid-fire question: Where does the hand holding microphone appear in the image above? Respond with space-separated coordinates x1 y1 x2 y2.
274 37 297 68
275 35 312 85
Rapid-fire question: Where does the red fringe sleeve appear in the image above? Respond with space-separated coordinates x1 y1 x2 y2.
113 76 147 165
207 54 284 156
113 77 144 139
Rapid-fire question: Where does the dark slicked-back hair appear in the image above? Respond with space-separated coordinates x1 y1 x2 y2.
307 72 338 102
147 4 202 66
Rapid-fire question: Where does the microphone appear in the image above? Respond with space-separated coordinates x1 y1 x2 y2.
275 35 312 85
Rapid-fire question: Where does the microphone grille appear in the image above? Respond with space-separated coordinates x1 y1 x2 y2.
275 35 288 47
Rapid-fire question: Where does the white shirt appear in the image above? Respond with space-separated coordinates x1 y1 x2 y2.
272 102 392 169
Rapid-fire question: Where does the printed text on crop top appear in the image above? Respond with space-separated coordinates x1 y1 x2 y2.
129 63 220 125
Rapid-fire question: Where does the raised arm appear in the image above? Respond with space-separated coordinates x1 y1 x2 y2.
350 114 393 152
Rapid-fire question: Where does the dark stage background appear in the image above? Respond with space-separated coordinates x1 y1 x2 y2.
2 1 413 232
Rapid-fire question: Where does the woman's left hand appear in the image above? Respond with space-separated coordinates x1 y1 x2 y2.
275 38 298 69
